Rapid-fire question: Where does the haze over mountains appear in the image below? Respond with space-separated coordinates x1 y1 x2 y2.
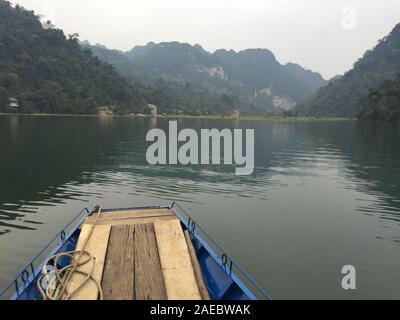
0 1 149 114
1 0 400 120
83 41 327 113
0 0 327 116
87 21 400 120
296 23 400 118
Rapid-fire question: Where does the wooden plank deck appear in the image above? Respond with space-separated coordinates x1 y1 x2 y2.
101 225 135 300
69 207 207 300
134 224 167 300
154 220 202 300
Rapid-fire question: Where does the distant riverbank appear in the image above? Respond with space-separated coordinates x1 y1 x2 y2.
157 114 355 121
0 113 355 122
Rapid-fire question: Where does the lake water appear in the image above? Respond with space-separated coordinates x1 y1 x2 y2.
0 115 399 299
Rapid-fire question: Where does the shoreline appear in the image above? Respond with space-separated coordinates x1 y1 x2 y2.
157 114 355 121
0 113 355 121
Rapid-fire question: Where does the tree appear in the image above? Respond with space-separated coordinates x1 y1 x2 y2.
0 0 146 114
0 86 8 110
68 33 79 41
2 73 19 95
358 74 400 121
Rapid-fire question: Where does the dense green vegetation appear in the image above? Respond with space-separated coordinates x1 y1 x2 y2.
0 0 327 116
0 0 253 115
358 74 400 121
129 76 252 115
296 23 400 118
0 1 263 116
0 0 154 114
85 41 326 114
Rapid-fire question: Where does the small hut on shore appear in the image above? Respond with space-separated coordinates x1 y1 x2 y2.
8 97 19 109
230 110 240 119
97 106 113 116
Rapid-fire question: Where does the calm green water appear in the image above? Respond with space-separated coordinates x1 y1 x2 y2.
0 115 399 299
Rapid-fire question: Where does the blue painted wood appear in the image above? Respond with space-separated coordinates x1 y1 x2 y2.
0 204 270 300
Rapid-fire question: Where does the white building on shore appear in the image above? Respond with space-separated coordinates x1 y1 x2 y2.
147 104 158 117
8 97 19 109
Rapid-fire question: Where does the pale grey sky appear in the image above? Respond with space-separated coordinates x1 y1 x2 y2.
10 0 400 79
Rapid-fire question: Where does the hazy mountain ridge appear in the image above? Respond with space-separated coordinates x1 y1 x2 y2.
0 0 148 114
85 41 327 113
0 0 327 116
0 1 242 116
296 23 400 118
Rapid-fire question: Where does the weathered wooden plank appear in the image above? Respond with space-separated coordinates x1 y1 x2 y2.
101 225 135 300
154 220 202 300
184 230 210 300
85 216 177 226
67 224 111 300
85 209 172 224
134 223 167 300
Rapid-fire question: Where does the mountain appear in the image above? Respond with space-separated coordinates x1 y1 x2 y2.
0 0 326 116
85 41 327 113
358 74 400 121
296 23 400 118
0 0 151 114
329 75 343 82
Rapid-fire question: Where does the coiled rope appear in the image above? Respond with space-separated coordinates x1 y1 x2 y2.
37 205 103 300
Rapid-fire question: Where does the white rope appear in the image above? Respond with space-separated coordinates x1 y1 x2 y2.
37 206 103 300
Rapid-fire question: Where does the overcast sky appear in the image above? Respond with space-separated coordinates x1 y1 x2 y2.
10 0 400 79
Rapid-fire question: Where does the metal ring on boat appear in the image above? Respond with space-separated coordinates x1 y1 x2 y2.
187 218 196 233
221 253 228 266
190 220 196 232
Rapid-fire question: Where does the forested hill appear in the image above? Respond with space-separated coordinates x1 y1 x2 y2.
0 0 252 116
358 74 400 121
84 41 327 114
0 1 147 114
296 23 400 118
0 0 326 116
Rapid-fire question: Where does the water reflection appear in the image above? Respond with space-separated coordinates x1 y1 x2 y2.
0 116 399 299
0 117 399 234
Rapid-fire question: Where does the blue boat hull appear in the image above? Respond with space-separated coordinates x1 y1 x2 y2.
0 203 271 300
